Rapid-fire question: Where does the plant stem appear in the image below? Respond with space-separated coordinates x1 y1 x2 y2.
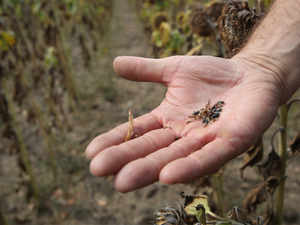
50 1 78 110
274 104 288 225
212 171 225 216
4 90 40 202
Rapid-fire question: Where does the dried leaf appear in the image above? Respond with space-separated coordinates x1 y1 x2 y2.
257 150 281 180
243 176 280 213
240 137 264 179
189 6 212 37
124 109 135 142
289 132 300 154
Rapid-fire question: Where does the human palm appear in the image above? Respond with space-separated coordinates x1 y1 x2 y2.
86 55 281 192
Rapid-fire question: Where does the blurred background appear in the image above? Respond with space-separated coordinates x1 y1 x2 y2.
0 0 299 224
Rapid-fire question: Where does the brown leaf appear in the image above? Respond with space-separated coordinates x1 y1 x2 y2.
243 176 280 213
189 6 213 37
240 137 264 179
257 150 281 180
124 109 136 142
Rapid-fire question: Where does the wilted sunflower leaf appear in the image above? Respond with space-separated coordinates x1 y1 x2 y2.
243 176 280 213
257 149 281 179
240 137 264 179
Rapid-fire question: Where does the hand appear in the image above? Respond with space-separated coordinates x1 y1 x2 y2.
85 55 282 192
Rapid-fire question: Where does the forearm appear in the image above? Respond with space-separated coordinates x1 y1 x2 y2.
236 0 300 103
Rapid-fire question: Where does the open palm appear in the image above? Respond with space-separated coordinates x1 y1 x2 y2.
86 55 281 192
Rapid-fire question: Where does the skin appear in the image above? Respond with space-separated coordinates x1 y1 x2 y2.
86 0 300 193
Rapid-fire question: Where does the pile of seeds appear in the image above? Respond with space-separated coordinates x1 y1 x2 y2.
188 100 225 126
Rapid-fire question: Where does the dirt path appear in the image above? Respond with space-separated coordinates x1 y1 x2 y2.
70 1 192 225
109 0 151 57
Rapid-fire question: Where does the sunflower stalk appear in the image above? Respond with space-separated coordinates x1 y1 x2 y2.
274 104 288 225
50 1 78 111
2 79 40 202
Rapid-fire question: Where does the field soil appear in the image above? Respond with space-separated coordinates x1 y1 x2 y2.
1 0 300 225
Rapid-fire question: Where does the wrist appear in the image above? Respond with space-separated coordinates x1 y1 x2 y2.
233 51 300 104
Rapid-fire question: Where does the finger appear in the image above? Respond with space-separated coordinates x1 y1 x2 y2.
159 138 239 184
113 56 183 83
85 113 161 159
113 132 215 192
89 128 177 177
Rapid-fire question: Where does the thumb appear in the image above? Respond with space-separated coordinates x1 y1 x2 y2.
113 56 182 84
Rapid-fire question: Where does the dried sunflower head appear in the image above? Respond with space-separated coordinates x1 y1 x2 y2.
218 0 261 57
206 0 225 23
189 6 212 37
